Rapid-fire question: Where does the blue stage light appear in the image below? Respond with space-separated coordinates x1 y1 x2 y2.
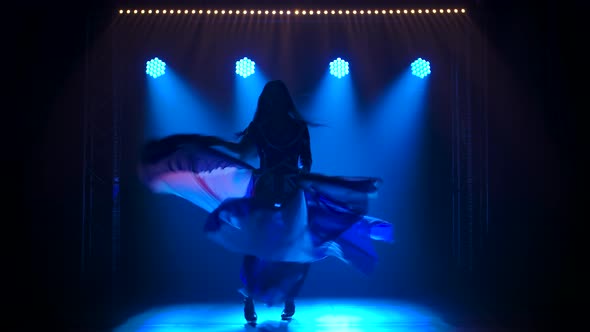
146 57 166 79
235 57 255 78
411 58 431 78
329 57 349 79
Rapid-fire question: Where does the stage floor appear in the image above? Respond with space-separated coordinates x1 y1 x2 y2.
112 297 513 332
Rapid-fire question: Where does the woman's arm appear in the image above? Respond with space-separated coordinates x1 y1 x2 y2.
206 127 257 160
299 126 312 173
226 134 257 159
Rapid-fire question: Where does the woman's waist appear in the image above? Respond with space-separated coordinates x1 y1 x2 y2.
257 161 300 174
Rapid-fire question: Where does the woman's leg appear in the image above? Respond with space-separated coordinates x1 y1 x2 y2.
241 255 258 324
281 262 311 320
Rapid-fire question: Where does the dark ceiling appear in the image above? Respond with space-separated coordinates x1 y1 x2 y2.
113 0 479 7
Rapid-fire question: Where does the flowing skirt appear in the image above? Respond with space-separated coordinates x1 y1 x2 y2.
138 134 394 305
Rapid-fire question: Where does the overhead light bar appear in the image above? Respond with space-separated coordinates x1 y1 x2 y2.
118 8 467 15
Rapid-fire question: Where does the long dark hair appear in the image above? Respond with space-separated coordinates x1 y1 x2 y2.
236 80 324 137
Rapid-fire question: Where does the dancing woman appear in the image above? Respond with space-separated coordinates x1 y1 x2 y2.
138 80 393 323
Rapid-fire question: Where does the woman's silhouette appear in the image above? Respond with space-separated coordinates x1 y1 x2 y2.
138 80 393 324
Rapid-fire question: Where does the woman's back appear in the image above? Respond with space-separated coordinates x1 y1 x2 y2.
254 117 309 173
242 80 312 174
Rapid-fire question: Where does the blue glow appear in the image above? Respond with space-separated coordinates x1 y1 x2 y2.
113 298 452 331
410 58 431 79
233 69 267 134
357 67 429 226
145 68 223 139
302 73 359 176
329 57 350 79
146 57 166 79
235 57 256 78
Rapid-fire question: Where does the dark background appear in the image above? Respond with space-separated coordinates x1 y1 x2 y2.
18 0 574 331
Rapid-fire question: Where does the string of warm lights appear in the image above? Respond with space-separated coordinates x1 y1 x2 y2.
117 8 467 15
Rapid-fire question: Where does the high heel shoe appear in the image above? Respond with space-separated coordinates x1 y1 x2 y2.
281 299 295 320
244 296 257 324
